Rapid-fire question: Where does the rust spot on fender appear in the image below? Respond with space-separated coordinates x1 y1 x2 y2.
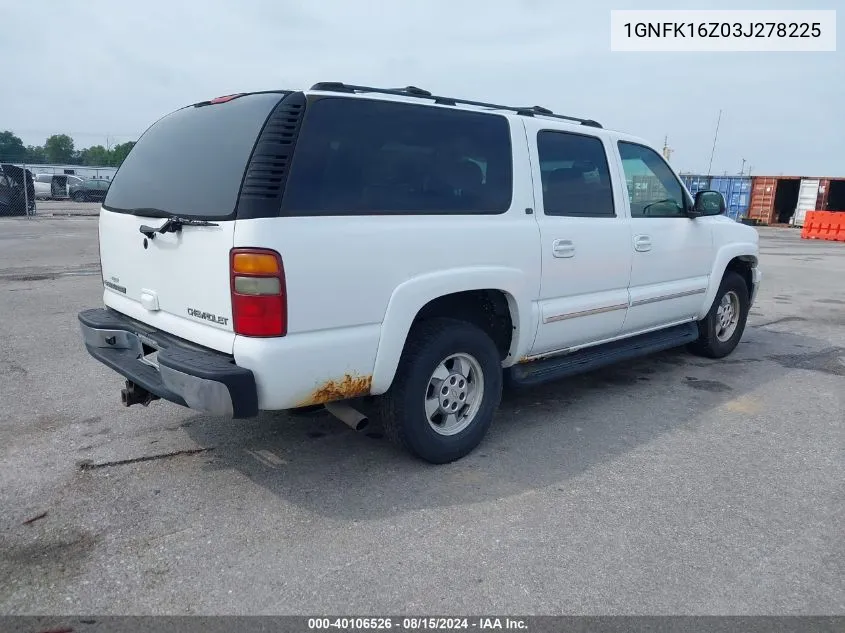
299 374 373 407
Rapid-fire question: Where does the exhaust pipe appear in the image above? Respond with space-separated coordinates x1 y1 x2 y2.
324 401 369 431
120 381 159 407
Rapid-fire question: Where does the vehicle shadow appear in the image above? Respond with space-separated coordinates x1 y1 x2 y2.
182 324 841 521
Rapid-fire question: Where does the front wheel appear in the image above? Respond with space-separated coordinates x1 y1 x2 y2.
378 318 503 464
688 271 750 359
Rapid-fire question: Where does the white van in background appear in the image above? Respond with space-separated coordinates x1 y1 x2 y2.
33 173 85 200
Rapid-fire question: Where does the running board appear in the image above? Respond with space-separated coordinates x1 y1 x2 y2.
507 322 699 388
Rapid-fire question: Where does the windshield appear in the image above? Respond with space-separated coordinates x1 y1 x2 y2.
103 92 285 218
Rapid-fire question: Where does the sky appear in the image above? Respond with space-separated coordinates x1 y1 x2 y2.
1 0 842 176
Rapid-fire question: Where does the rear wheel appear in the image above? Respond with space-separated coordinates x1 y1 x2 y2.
688 271 749 359
72 191 86 202
378 318 502 464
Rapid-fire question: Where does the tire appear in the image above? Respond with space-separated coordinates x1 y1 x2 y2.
72 192 86 202
688 271 749 359
377 317 503 464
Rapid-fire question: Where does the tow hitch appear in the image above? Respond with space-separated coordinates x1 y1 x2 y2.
120 381 160 407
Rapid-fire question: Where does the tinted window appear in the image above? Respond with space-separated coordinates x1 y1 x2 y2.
618 142 687 218
36 174 52 183
282 98 513 215
104 93 284 217
537 131 615 217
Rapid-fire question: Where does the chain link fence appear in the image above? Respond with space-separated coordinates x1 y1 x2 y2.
0 160 117 218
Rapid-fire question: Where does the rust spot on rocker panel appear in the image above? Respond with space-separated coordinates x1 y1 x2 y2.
299 374 373 407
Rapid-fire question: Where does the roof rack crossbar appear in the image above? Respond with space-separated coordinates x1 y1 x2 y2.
309 82 602 128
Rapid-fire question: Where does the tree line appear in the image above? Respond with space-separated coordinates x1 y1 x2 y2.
0 130 135 167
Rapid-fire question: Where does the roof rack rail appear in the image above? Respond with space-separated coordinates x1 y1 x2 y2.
309 82 602 128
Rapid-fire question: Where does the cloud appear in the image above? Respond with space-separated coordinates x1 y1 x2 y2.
1 0 841 174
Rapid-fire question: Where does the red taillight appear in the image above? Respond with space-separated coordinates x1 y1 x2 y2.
230 248 286 337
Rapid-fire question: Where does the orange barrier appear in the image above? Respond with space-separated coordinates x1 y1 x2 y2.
801 211 845 242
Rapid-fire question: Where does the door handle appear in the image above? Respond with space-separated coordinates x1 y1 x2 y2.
634 235 652 252
552 239 576 258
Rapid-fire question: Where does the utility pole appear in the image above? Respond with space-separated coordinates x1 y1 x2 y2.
707 109 722 176
662 136 674 163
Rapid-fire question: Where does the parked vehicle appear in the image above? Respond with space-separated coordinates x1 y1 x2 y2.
0 164 36 216
69 178 110 202
33 173 85 200
78 84 762 463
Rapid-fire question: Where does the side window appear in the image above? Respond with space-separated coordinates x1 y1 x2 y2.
282 98 513 215
37 174 52 183
537 131 615 217
618 141 687 218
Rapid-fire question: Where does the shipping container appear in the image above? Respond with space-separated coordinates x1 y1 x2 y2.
631 174 664 204
748 176 801 225
820 177 845 211
793 178 822 227
816 178 830 211
710 176 751 221
680 175 712 197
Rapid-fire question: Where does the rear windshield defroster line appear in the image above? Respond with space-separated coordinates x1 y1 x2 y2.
103 92 286 219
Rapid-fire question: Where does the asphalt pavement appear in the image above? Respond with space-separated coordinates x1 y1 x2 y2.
0 217 842 615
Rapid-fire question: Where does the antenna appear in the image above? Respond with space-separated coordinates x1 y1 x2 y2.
706 109 722 176
740 157 746 176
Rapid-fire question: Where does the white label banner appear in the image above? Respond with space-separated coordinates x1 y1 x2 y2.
610 10 836 52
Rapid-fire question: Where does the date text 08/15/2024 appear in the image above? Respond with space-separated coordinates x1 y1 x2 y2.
307 618 528 630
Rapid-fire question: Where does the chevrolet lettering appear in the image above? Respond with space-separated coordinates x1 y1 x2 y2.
187 308 229 326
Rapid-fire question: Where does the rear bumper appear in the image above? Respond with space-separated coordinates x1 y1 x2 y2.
78 308 258 418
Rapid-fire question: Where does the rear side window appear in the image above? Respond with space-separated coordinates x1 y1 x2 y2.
104 93 285 217
281 98 513 215
537 131 615 217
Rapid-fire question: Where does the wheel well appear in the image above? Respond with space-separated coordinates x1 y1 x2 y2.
412 290 514 360
726 256 755 297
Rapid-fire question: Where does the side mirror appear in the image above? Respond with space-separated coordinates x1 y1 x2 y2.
691 190 726 217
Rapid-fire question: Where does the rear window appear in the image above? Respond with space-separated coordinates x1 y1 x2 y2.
104 93 285 217
281 97 513 215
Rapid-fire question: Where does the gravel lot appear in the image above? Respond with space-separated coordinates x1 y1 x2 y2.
0 217 842 615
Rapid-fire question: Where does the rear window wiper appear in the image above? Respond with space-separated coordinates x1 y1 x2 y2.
139 216 219 239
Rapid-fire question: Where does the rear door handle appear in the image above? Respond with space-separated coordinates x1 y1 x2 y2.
552 239 576 258
634 235 652 252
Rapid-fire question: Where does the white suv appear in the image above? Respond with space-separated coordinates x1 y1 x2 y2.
78 83 761 464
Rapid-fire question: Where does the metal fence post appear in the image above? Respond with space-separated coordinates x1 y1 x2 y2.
23 163 31 219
